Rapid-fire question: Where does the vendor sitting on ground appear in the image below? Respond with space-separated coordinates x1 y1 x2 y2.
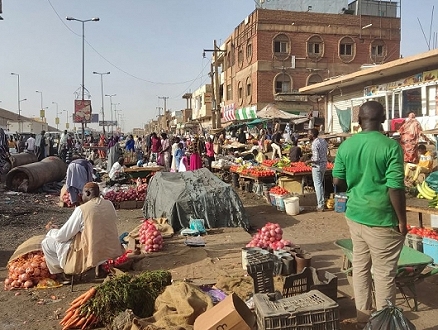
109 157 129 185
66 156 94 206
405 144 434 183
42 182 124 280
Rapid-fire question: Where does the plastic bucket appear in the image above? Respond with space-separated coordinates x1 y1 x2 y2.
275 194 288 212
284 196 300 215
269 193 278 206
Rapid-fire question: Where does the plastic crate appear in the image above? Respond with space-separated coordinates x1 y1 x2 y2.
254 290 340 330
423 237 438 264
282 267 338 301
246 252 275 294
404 233 423 252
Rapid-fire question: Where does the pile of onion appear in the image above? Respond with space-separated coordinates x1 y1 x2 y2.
246 222 293 251
104 186 147 203
4 251 55 290
138 219 164 253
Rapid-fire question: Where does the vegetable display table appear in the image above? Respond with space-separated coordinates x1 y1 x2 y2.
124 166 164 180
406 197 438 228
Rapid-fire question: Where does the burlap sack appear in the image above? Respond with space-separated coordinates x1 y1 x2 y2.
127 218 174 242
122 282 213 330
8 235 45 264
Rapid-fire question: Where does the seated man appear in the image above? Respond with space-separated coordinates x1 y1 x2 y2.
405 144 434 183
42 182 124 279
109 157 128 185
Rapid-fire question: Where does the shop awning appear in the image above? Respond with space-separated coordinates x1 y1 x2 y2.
222 104 236 122
235 105 257 120
246 118 270 127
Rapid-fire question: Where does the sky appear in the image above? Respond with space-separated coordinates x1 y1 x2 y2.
1 0 437 132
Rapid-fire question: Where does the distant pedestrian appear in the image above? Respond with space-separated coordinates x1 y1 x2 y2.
306 128 328 212
25 134 36 154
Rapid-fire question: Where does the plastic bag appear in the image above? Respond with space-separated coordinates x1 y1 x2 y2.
425 171 438 191
189 217 206 234
365 301 416 330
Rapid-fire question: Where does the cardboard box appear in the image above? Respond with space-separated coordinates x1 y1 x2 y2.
278 176 302 194
194 293 255 330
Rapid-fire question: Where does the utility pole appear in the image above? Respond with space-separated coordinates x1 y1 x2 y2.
213 40 221 129
158 96 169 132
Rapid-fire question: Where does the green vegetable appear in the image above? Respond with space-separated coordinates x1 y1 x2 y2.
80 270 172 327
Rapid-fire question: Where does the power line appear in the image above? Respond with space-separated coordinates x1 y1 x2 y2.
46 0 210 86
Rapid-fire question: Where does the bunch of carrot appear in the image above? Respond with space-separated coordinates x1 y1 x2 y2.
59 287 98 330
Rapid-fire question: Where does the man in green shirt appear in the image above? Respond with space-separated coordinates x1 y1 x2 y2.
332 101 407 328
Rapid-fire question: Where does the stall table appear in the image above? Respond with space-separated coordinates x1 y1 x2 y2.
124 165 164 181
406 197 438 228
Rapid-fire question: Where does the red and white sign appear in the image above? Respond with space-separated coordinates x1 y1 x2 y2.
73 100 92 123
221 103 236 122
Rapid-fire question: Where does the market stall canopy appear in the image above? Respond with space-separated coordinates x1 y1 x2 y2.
257 104 306 121
142 169 249 231
246 118 270 127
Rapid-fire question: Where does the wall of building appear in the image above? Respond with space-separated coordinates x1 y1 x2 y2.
219 8 400 119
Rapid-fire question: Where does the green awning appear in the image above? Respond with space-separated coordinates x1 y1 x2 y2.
246 118 270 127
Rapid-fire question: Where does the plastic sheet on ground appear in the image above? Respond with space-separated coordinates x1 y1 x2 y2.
142 168 249 232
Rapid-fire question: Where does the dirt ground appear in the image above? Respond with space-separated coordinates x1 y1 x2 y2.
0 185 438 330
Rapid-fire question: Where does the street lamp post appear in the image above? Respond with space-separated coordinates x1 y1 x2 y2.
52 101 59 130
35 90 44 122
93 71 110 135
66 16 100 142
113 103 120 131
10 73 23 132
105 94 116 134
63 110 69 130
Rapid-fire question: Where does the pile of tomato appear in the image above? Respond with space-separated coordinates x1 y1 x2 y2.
326 162 334 170
241 167 275 177
230 165 240 173
262 159 278 167
408 225 438 240
282 162 312 173
269 186 289 196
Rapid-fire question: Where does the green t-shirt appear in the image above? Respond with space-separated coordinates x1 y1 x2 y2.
332 131 405 227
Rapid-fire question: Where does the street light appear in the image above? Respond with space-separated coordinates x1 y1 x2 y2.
93 71 110 134
66 16 100 142
35 90 44 122
11 73 23 132
105 94 116 133
52 101 59 130
113 103 120 130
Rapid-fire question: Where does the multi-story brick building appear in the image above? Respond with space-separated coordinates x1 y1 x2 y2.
216 0 401 125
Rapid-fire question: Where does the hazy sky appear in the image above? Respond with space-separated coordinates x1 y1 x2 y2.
1 0 437 132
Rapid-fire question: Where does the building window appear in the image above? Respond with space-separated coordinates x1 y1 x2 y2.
339 37 356 63
307 35 324 60
246 42 253 61
370 39 386 63
227 84 232 101
307 74 323 86
238 81 243 105
238 47 244 68
246 77 252 103
274 73 291 94
273 34 290 59
340 44 352 55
